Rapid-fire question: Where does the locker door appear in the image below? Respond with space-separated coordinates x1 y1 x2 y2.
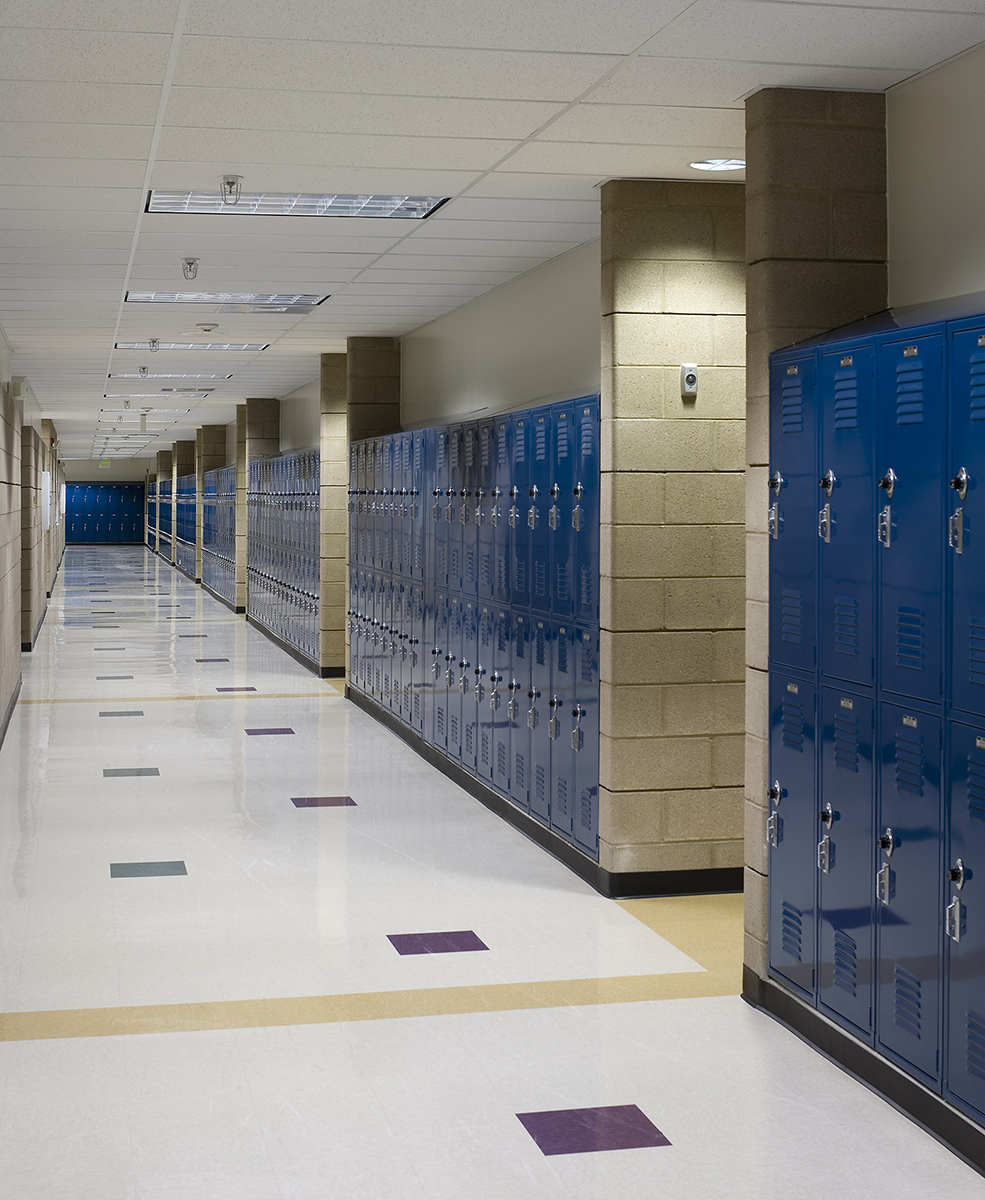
572 624 600 856
461 424 479 597
349 442 359 566
400 432 414 580
446 595 464 760
382 435 395 576
477 421 495 602
432 429 450 591
372 438 384 571
382 577 396 709
510 414 531 610
948 325 985 719
877 333 945 704
492 418 511 606
769 354 817 674
447 426 464 593
945 720 985 1121
550 622 575 839
368 574 382 699
476 604 495 781
460 598 479 772
409 583 425 735
574 399 600 624
509 612 531 810
411 430 426 582
491 607 512 796
877 702 942 1084
356 442 367 568
431 592 450 751
818 687 875 1036
529 409 552 614
550 405 576 618
819 345 876 686
768 671 818 999
391 582 404 719
528 617 552 823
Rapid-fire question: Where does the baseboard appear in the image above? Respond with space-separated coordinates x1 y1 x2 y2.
345 686 743 901
0 676 22 751
742 967 985 1175
321 666 346 678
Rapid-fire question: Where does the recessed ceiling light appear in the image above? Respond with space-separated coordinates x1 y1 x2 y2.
114 342 268 351
147 191 449 218
108 373 233 379
689 159 745 171
125 291 329 305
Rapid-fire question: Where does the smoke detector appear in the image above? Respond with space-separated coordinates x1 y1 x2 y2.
196 322 219 333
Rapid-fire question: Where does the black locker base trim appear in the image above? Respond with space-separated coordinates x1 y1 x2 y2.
743 967 985 1176
245 614 320 678
0 676 22 754
346 686 742 901
200 580 245 615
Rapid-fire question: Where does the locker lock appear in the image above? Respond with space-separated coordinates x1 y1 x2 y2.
432 488 442 497
877 468 896 499
529 485 538 499
549 484 560 499
818 803 833 829
947 858 966 890
491 488 502 498
768 780 782 806
768 472 783 494
818 469 836 496
878 828 895 857
509 486 520 500
950 467 970 501
573 482 584 499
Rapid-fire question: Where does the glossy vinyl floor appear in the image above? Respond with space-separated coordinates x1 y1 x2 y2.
0 546 977 1198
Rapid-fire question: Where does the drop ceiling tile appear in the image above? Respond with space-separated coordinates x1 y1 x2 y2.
0 158 145 188
437 196 600 223
0 248 130 264
0 81 162 125
0 185 142 211
504 140 744 178
138 227 403 255
462 173 604 201
131 251 376 270
411 218 597 241
0 211 138 232
383 252 549 272
644 2 985 71
173 38 622 101
165 87 564 141
0 265 127 280
0 29 172 85
543 103 745 146
155 128 514 173
0 122 153 159
147 162 481 196
184 0 686 54
0 1 181 33
351 269 517 286
125 267 358 285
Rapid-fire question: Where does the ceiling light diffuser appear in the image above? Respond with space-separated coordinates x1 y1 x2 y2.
114 342 268 351
108 373 232 379
689 159 745 171
147 191 449 219
125 291 329 305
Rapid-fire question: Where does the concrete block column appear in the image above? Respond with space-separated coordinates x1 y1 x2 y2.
0 383 22 741
320 354 347 676
195 425 226 582
346 337 400 441
600 179 747 880
744 89 887 982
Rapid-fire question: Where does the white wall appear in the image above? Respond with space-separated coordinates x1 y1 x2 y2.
63 458 153 482
279 378 320 452
888 44 985 307
401 240 601 427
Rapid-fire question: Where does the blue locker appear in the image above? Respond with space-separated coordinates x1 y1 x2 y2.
819 345 876 686
509 611 531 811
948 323 985 719
528 616 552 823
381 435 395 575
367 573 381 699
945 719 985 1122
769 353 818 675
431 591 451 752
490 606 512 796
529 409 552 614
476 603 495 781
432 428 451 591
876 701 942 1085
550 406 576 618
410 430 426 582
408 583 425 734
768 671 818 999
574 399 600 624
388 581 403 718
460 598 479 772
447 425 464 593
356 441 368 568
572 624 600 855
818 686 875 1037
491 417 511 606
510 414 531 610
877 333 945 704
461 423 479 597
477 420 496 602
446 595 465 760
372 438 384 572
550 621 575 839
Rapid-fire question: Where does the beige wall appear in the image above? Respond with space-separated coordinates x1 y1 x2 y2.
0 382 22 733
401 241 601 428
63 458 153 482
889 44 985 306
280 378 321 453
600 179 746 876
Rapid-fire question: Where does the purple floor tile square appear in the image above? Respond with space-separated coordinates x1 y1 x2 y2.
291 796 357 807
245 727 295 736
387 930 488 955
216 687 256 692
516 1105 670 1156
196 658 229 662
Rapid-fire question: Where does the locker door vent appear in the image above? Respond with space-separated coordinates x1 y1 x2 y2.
832 369 858 429
580 564 593 610
535 423 547 461
834 596 859 656
834 713 859 772
451 546 461 579
781 902 803 961
556 636 569 676
450 436 460 468
465 432 475 470
450 715 459 745
556 776 568 816
832 930 858 996
894 965 923 1038
580 787 593 828
496 555 508 594
534 764 547 808
514 753 525 789
480 555 492 591
580 415 594 457
967 754 985 822
464 723 474 756
781 697 804 751
465 551 476 588
497 741 508 780
414 438 423 471
514 558 526 591
436 708 445 738
414 694 421 724
480 429 490 468
896 606 925 669
534 561 547 597
781 375 804 433
781 588 804 644
497 428 508 466
969 619 985 685
437 437 447 469
895 731 924 796
557 421 569 460
967 1012 985 1081
556 565 569 602
436 544 446 578
969 352 985 420
480 730 490 769
580 642 595 684
535 627 547 665
895 361 924 424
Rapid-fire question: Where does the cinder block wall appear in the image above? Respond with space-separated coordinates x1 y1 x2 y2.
196 425 226 582
600 179 746 877
320 354 347 674
743 89 887 979
347 337 400 441
20 425 46 649
0 384 22 735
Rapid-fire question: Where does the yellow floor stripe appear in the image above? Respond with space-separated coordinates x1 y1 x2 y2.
0 896 742 1042
17 689 344 705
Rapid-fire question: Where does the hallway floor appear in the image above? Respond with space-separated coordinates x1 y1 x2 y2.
0 546 976 1198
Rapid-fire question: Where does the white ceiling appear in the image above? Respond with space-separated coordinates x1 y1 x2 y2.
1 0 982 458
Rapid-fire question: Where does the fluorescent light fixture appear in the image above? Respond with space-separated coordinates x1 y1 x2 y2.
102 405 193 412
108 373 232 379
114 342 268 351
689 158 745 171
125 291 329 305
147 191 449 219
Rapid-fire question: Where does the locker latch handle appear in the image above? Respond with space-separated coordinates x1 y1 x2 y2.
950 467 970 501
878 506 892 549
548 505 559 530
571 706 585 752
572 505 582 531
949 508 964 554
817 835 830 874
878 467 896 499
946 895 963 943
947 858 966 891
878 827 895 858
818 504 831 543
